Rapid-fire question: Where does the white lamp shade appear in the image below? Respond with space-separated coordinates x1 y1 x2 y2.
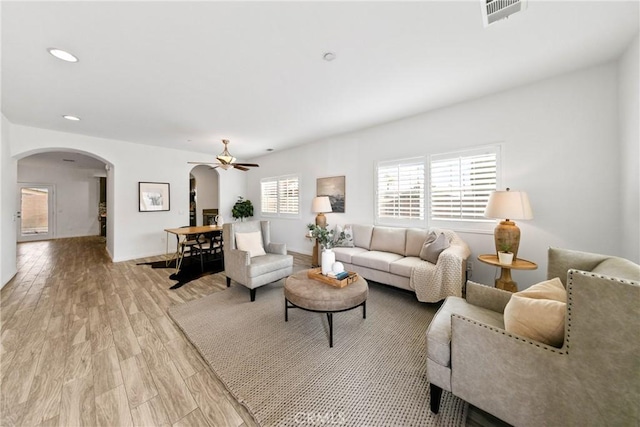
312 196 333 213
484 190 533 220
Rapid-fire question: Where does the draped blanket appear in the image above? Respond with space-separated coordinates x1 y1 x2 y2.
410 229 471 302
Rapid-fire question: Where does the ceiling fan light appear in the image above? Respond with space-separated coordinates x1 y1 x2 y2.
217 155 235 164
220 164 232 170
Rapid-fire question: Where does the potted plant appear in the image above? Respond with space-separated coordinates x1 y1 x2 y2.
498 242 514 265
232 197 254 221
307 224 350 275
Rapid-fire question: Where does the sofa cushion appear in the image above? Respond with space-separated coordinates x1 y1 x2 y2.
420 232 449 264
235 231 266 258
332 247 368 264
351 251 404 273
504 278 566 347
592 258 640 282
389 256 425 278
426 296 505 366
333 224 355 248
405 228 430 257
370 227 406 256
351 224 374 249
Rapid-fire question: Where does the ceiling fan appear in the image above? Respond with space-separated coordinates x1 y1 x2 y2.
188 139 259 171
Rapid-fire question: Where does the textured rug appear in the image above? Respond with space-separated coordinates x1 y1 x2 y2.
168 279 467 427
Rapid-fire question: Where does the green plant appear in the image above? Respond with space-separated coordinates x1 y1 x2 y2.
498 242 512 253
232 197 254 221
307 224 350 250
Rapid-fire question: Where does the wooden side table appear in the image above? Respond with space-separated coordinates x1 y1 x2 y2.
306 234 320 267
477 254 538 292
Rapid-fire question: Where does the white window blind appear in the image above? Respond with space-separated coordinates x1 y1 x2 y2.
430 147 498 221
261 175 299 217
278 176 299 215
376 157 425 224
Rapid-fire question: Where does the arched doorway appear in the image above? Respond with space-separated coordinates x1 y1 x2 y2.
16 150 113 247
189 165 219 226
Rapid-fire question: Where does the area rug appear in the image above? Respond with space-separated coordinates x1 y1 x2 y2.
136 258 224 289
168 279 468 427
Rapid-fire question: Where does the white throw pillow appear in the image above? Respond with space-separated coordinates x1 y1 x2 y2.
235 231 266 257
333 224 355 247
504 277 566 347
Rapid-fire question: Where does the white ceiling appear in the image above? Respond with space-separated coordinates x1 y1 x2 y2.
2 1 638 161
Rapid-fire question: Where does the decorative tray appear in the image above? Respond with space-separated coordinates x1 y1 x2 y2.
307 268 359 288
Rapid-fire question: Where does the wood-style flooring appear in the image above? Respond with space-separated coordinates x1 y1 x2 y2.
1 236 275 426
1 236 501 427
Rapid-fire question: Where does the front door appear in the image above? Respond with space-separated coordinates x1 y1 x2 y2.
17 184 55 242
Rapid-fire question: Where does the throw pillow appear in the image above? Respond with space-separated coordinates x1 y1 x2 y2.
503 277 566 347
333 224 355 248
419 232 449 264
235 231 266 257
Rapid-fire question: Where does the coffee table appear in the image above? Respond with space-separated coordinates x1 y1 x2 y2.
284 269 368 347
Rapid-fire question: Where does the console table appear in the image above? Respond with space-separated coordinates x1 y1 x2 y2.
477 254 537 292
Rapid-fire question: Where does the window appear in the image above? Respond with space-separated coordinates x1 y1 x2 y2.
429 146 499 221
376 157 425 225
260 175 299 217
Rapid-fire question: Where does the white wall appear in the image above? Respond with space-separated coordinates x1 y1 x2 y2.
190 165 219 226
618 34 640 263
17 163 104 238
248 63 622 289
5 124 247 265
1 114 18 288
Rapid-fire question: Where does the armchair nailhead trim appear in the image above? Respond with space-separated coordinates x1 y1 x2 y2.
452 314 567 354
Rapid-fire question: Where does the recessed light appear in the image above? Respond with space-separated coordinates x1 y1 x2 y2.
323 52 336 62
48 48 79 63
63 115 81 121
62 159 76 162
266 148 274 152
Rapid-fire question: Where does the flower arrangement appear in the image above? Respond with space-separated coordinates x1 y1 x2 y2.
307 224 349 250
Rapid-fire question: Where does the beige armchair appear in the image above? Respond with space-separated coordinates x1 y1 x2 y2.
223 221 293 301
426 247 640 426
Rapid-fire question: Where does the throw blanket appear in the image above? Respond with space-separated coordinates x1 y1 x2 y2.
410 229 471 302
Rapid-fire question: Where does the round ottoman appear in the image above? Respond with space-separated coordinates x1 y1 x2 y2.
284 269 368 347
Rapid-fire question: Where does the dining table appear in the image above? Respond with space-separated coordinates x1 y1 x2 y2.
164 225 223 273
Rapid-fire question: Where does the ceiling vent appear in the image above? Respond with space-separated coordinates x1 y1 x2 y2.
481 0 528 27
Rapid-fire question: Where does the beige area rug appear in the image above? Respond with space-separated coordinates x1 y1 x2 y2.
169 279 467 427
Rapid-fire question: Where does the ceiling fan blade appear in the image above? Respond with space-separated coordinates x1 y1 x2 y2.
188 161 218 165
233 163 260 167
233 165 250 171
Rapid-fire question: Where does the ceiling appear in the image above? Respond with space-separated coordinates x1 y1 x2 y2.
2 1 638 161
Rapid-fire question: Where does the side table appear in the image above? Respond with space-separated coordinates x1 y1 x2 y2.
477 254 537 292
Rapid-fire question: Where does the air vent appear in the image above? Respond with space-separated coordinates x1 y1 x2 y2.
481 0 528 27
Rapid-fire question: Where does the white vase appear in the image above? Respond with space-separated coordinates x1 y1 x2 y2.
321 249 336 275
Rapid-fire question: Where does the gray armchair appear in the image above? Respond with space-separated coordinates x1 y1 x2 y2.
223 220 293 301
426 247 640 426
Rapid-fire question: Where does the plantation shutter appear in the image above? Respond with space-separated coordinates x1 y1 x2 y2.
278 175 299 215
260 179 278 215
430 148 498 220
261 175 300 217
376 157 425 223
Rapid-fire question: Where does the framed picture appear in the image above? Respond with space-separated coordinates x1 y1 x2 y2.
317 176 345 213
139 182 170 212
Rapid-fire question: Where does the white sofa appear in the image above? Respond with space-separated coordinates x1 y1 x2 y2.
331 225 470 302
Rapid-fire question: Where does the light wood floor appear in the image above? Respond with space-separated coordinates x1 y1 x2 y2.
1 236 501 427
0 236 292 426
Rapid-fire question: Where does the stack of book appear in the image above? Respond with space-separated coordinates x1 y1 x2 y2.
326 271 350 280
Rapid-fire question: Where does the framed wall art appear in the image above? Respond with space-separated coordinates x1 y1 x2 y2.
317 176 345 213
139 182 170 212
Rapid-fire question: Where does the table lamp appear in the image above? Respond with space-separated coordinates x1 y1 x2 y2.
312 196 332 228
483 188 533 260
